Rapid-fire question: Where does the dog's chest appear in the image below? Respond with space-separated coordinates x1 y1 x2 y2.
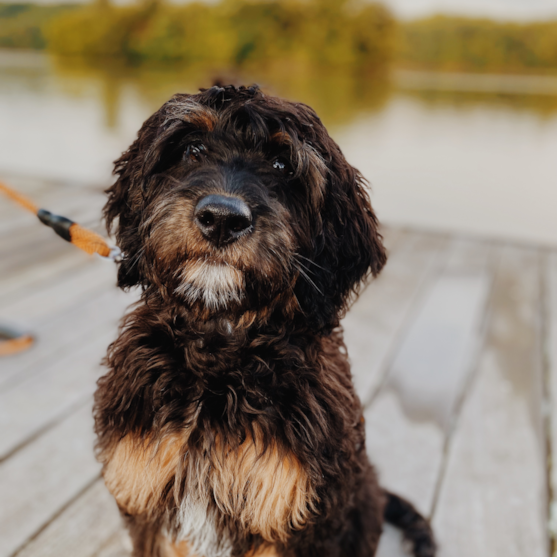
102 428 315 554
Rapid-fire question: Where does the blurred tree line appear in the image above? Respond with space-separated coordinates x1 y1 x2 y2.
0 3 74 49
43 0 396 72
399 15 557 73
1 3 556 74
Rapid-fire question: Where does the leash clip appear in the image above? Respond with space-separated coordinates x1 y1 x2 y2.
105 245 122 262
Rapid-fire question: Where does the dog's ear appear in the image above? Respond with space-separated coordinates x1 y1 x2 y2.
104 110 166 289
297 138 387 331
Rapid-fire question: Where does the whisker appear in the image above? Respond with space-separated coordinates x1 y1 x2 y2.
293 261 323 295
293 253 325 272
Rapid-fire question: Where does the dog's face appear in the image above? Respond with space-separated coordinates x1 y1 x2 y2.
105 85 386 330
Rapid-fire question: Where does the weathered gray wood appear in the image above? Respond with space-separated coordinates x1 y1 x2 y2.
0 287 133 390
432 246 547 557
546 251 557 545
365 239 491 516
0 328 116 459
15 480 127 557
0 250 91 309
0 403 100 557
345 231 451 403
378 224 405 254
385 240 492 430
376 524 410 557
0 259 116 328
94 531 132 557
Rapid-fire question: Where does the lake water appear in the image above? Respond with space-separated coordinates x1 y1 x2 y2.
1 50 556 246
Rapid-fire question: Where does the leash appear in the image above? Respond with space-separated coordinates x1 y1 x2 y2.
0 180 120 356
0 180 120 260
0 325 34 357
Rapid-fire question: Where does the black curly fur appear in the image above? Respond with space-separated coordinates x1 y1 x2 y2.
384 491 436 557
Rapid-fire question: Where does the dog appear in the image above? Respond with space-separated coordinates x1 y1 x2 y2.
94 84 436 557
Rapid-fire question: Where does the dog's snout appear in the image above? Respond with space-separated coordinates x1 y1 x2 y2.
194 194 252 247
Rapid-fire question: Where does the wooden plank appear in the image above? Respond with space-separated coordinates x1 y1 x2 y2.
0 238 86 280
15 480 127 557
95 532 132 557
0 328 116 460
0 251 91 308
432 246 547 557
378 224 404 254
344 231 451 404
0 287 132 390
365 239 491 516
376 524 409 557
0 403 101 557
0 259 116 328
547 251 557 551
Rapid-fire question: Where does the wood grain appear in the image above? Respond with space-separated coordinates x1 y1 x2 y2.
0 328 116 459
345 231 451 403
0 287 133 390
365 239 491 516
15 480 127 557
0 259 116 328
0 403 100 557
432 246 548 557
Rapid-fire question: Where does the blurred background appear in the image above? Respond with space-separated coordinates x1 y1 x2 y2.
2 1 557 557
1 0 557 243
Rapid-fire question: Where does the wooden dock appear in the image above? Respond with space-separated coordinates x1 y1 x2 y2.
0 176 555 557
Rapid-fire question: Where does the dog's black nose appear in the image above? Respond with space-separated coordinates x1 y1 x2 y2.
194 194 252 247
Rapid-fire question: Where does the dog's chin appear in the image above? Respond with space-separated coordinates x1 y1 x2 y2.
174 261 245 312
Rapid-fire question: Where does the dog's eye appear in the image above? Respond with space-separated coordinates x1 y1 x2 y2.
272 158 293 176
184 143 206 162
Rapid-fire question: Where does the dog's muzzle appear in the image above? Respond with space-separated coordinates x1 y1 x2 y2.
194 194 252 247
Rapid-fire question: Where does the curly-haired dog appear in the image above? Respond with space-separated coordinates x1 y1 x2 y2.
95 85 436 557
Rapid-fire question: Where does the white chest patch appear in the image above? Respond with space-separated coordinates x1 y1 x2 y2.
175 494 233 557
175 262 244 310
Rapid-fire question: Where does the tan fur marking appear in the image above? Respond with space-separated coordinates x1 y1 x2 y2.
160 537 277 557
146 196 195 266
195 111 217 131
210 427 317 543
103 431 187 516
246 546 279 557
165 97 217 131
270 131 293 145
102 427 314 544
159 536 198 557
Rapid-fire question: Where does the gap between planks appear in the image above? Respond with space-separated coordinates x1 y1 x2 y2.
0 403 101 557
345 230 452 405
364 238 492 521
432 245 548 557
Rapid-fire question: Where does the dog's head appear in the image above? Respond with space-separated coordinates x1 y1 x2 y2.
105 85 386 331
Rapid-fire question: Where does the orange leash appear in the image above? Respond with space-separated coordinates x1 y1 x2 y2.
0 180 119 259
0 327 34 357
0 180 120 356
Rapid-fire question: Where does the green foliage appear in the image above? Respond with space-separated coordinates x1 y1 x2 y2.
7 4 556 75
0 3 77 49
44 0 396 71
399 15 557 73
